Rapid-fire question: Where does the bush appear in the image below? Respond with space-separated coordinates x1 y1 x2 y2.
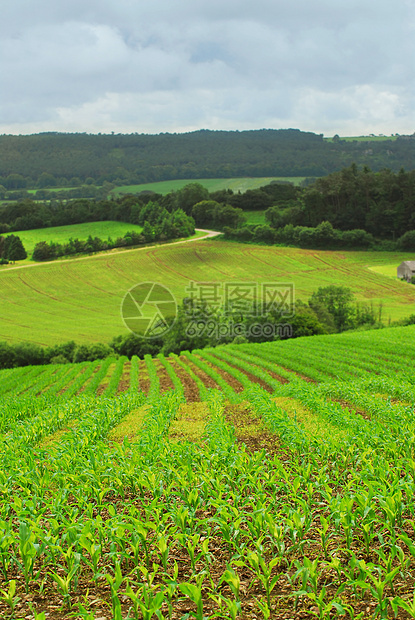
397 230 415 251
72 343 113 363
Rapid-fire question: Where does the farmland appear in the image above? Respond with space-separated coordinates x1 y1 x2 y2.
10 222 144 258
1 240 415 346
111 177 306 197
1 325 415 619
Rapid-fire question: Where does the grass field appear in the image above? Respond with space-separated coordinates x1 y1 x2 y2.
111 177 306 196
324 135 398 142
1 325 415 618
243 211 267 225
12 221 144 257
1 239 415 346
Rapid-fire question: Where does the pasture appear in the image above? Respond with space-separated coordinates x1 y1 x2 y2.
1 325 415 618
242 211 267 226
10 221 144 258
1 240 415 345
111 177 306 197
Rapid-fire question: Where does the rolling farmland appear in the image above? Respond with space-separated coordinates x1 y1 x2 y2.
1 240 415 345
12 221 144 258
1 326 415 618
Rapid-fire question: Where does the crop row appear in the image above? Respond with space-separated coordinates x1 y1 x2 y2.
2 324 415 401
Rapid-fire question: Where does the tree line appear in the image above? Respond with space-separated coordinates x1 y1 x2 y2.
219 166 415 247
1 285 411 370
32 210 195 261
0 129 413 187
2 166 415 263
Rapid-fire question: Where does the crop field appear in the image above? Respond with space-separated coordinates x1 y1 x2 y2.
1 325 415 619
111 178 306 197
10 222 144 258
1 240 415 346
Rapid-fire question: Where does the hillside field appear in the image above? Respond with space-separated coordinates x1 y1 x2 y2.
1 325 415 618
111 177 306 196
11 221 144 258
1 239 415 345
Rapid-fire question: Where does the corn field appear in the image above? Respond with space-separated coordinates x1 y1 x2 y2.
1 326 415 619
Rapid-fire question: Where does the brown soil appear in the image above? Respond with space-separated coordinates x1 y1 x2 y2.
168 360 200 402
225 403 289 459
209 353 274 392
138 361 150 395
331 397 371 420
116 361 131 394
96 383 107 396
231 354 291 384
198 356 245 393
179 356 219 390
154 359 175 393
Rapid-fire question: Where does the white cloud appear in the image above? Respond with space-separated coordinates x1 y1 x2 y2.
0 0 413 135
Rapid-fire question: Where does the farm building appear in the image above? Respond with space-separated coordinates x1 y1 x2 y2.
397 261 415 281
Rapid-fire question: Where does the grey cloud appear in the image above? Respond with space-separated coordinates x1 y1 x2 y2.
0 0 413 135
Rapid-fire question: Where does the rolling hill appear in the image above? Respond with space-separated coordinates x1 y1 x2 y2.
1 238 415 345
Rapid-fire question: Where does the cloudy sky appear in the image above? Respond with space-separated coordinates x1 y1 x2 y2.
1 0 414 136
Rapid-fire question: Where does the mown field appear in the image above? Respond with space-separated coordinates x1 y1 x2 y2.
1 240 415 346
111 178 306 197
1 325 415 619
11 222 144 258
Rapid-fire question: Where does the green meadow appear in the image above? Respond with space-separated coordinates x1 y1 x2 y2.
243 210 267 225
112 176 306 196
324 135 398 142
1 239 415 346
11 221 144 258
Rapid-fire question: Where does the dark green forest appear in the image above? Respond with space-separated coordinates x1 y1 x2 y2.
0 129 414 188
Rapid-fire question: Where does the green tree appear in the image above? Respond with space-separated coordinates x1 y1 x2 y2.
142 221 154 243
4 235 27 262
309 286 355 332
32 241 53 261
173 183 209 215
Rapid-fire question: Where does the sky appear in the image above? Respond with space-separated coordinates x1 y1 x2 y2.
1 0 414 137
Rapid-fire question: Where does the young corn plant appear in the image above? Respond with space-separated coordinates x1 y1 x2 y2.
179 575 205 620
0 579 20 617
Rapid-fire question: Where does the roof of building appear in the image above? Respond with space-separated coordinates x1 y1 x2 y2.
402 261 415 270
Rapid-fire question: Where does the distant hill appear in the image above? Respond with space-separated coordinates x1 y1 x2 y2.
0 129 414 188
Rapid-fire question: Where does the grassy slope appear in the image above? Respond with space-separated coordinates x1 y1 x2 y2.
12 221 144 257
243 210 267 225
112 177 306 196
1 239 415 346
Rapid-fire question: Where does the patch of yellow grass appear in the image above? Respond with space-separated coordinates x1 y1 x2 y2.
274 397 346 443
39 419 78 449
169 402 208 443
108 406 148 441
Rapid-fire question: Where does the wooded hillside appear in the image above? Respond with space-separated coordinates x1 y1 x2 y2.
0 129 414 187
